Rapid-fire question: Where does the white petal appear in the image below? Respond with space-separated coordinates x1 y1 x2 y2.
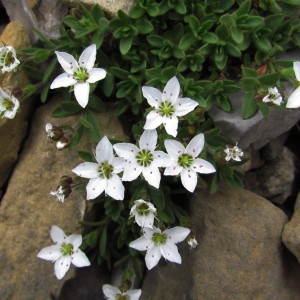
142 86 162 108
144 110 163 130
51 225 67 244
55 51 78 74
160 241 181 264
142 165 161 188
106 175 125 200
181 169 198 192
153 150 172 167
78 44 96 70
50 73 77 89
286 86 300 108
122 162 142 181
68 234 82 249
139 129 157 151
86 177 106 200
164 226 190 243
294 61 300 82
74 82 90 108
164 139 185 159
162 76 180 102
145 245 161 270
87 68 106 83
113 143 139 160
163 116 178 137
54 256 72 280
102 284 120 298
125 289 142 300
95 136 113 163
136 214 155 228
175 97 198 116
71 249 90 267
37 245 61 261
112 157 125 173
72 162 99 178
164 165 182 176
192 158 216 174
186 133 204 157
129 236 153 251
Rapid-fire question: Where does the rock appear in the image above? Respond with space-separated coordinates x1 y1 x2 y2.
244 147 296 204
67 0 135 15
282 191 300 264
0 97 127 300
0 21 34 194
141 184 300 299
208 50 300 151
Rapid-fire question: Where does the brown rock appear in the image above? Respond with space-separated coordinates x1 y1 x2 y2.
141 184 300 299
0 97 127 299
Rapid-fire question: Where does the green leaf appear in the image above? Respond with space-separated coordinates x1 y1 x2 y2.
231 27 244 44
68 125 84 150
35 49 52 62
99 226 107 256
103 73 115 97
40 83 50 103
202 32 219 44
242 67 258 78
254 37 272 53
226 42 241 57
258 73 280 86
42 58 57 83
85 109 101 142
134 19 154 34
120 36 133 55
240 77 259 91
78 150 94 162
257 102 270 118
129 6 144 19
88 95 106 113
147 35 164 47
61 101 84 114
242 91 258 119
179 32 195 50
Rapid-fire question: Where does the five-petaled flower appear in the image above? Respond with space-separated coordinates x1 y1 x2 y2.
0 88 20 119
224 143 244 162
37 225 90 280
72 136 125 200
102 284 142 300
286 61 300 108
164 133 216 192
130 199 157 228
0 45 20 73
262 87 283 105
50 44 106 108
113 130 170 188
142 76 198 137
129 226 190 270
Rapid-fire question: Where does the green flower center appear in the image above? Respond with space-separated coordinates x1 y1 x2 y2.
152 232 167 246
98 161 114 179
60 243 73 256
137 203 150 216
178 153 194 169
73 66 89 82
0 50 14 66
2 98 14 111
158 100 175 117
116 294 129 300
136 149 153 167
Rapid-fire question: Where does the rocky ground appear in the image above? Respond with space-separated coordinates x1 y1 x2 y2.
1 1 300 299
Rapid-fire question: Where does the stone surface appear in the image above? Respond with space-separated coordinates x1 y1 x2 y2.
67 0 135 15
244 147 295 204
0 97 127 300
141 184 300 299
0 21 34 194
282 191 300 264
209 50 300 151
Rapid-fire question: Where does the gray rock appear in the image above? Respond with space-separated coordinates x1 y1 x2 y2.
282 191 300 264
141 184 300 299
0 97 127 300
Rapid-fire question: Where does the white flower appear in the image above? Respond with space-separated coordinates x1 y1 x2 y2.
50 44 106 108
187 237 198 249
72 136 125 200
45 123 55 138
224 143 244 162
129 226 190 270
286 61 300 108
142 76 198 137
0 45 20 73
113 130 170 188
102 284 142 300
130 199 157 228
37 225 90 280
262 87 282 105
50 186 65 202
164 133 216 193
0 88 19 119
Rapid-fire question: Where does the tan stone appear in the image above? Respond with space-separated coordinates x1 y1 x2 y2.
0 97 127 299
67 0 135 15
